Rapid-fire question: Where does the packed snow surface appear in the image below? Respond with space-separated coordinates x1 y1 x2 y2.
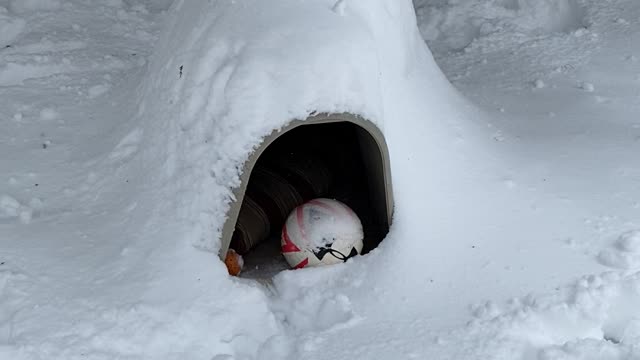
1 0 640 359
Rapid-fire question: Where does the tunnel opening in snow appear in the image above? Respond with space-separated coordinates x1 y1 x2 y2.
219 113 393 278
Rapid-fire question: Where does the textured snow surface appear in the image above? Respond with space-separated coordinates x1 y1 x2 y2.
0 6 25 47
414 0 586 53
1 0 640 359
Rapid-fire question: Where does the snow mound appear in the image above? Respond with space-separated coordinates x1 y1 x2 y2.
122 1 486 356
598 230 640 270
414 0 586 53
131 0 450 252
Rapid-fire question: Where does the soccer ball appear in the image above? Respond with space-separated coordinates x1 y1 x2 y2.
281 198 364 269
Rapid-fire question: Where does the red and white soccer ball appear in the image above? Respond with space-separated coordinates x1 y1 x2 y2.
281 198 364 269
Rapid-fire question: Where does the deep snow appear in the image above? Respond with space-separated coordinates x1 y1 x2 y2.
1 0 640 359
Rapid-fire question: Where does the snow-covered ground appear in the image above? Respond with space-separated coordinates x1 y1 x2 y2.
1 0 640 359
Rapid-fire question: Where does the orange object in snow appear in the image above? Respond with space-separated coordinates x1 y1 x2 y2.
224 249 244 276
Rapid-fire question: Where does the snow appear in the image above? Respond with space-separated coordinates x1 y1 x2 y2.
0 194 33 224
0 194 21 218
1 0 640 359
414 0 586 53
598 230 640 270
7 0 61 14
286 199 363 250
0 6 25 47
579 81 596 92
87 84 110 99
